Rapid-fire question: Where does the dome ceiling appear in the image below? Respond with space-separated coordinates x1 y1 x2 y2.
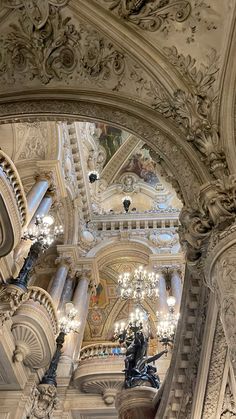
78 121 182 215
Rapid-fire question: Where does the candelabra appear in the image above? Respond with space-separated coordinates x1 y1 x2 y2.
24 214 63 246
113 306 166 388
156 296 179 350
28 303 80 418
114 306 147 342
41 303 80 386
13 215 63 291
118 265 159 303
122 196 132 213
88 170 99 183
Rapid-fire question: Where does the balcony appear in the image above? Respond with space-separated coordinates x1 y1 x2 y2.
0 149 27 256
11 286 58 369
74 342 125 405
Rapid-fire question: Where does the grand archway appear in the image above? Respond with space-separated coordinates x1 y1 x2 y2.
0 1 236 418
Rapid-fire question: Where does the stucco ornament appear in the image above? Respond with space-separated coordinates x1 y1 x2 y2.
4 0 68 29
221 296 236 369
0 284 29 326
148 229 179 250
202 318 228 419
27 383 59 419
156 47 227 178
0 4 79 84
118 173 139 193
0 5 165 100
220 384 236 418
179 177 236 262
202 243 236 379
101 0 217 41
103 0 191 31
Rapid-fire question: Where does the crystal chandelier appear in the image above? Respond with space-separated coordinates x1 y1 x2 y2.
114 306 148 341
156 296 179 349
24 214 63 247
118 265 159 303
58 302 80 335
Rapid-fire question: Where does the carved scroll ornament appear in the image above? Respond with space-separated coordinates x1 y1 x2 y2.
154 47 227 178
0 3 127 86
27 383 58 419
103 0 191 32
179 176 236 262
3 0 68 29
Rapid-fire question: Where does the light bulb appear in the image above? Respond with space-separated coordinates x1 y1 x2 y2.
43 215 54 226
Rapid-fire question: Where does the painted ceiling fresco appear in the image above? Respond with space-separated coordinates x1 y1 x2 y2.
95 123 129 165
84 266 159 344
119 146 160 187
86 276 118 340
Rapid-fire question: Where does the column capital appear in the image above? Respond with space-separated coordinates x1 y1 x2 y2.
149 258 185 278
74 257 99 288
36 160 67 199
56 245 79 276
55 256 73 270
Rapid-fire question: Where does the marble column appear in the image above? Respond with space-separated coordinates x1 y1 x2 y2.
158 272 168 314
170 268 182 312
26 177 49 222
47 257 72 310
14 196 53 263
58 276 75 310
28 195 53 229
13 194 53 273
62 275 91 361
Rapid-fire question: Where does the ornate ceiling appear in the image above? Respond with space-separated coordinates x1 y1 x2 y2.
0 1 236 418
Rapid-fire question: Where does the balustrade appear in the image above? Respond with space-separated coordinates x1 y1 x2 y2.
0 149 27 226
27 286 58 334
92 213 179 234
79 342 125 362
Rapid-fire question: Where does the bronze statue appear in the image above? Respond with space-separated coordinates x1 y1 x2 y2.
118 322 167 388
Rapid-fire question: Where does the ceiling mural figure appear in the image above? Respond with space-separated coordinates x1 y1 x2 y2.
119 146 160 187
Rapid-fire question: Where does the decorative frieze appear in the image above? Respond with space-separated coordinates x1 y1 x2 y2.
201 317 228 419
